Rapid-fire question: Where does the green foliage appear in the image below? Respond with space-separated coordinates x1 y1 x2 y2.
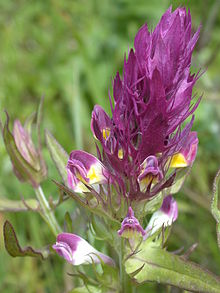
126 241 220 292
3 220 49 260
45 129 68 184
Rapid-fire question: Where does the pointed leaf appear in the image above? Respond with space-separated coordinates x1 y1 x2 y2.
24 112 36 136
125 242 220 292
45 130 68 184
3 220 49 260
166 167 191 194
36 96 44 150
64 211 73 233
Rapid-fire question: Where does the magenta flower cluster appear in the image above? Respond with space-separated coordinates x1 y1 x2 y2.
68 7 200 201
53 7 200 264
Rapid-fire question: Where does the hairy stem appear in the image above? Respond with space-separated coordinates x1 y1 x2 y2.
119 238 133 293
35 186 62 236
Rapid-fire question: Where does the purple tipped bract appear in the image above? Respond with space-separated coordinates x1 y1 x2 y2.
69 7 201 205
89 7 201 201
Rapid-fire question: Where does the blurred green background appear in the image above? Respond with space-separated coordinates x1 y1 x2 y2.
0 0 220 292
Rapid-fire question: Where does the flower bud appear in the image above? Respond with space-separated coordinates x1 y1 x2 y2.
3 113 47 187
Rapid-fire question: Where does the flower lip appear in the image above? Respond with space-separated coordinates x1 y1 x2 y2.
53 232 115 266
138 155 163 182
118 207 146 238
170 131 199 168
67 150 110 192
52 241 73 263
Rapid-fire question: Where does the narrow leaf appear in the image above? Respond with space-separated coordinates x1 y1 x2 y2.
64 211 73 233
3 220 49 260
45 130 68 184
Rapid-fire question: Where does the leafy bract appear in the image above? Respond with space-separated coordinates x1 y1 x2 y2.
45 129 68 184
211 168 220 249
125 242 220 293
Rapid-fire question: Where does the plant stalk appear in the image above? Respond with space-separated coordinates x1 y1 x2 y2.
34 186 62 236
119 238 133 293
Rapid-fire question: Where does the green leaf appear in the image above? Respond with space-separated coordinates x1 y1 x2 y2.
166 167 191 194
24 111 36 136
0 197 38 212
36 96 44 149
133 192 163 218
64 211 73 233
45 129 68 184
211 168 220 249
125 242 220 293
3 220 49 260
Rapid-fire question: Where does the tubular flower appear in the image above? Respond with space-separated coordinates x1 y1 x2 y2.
118 207 146 238
68 7 200 210
170 131 199 168
67 150 110 193
53 233 115 266
138 156 163 192
144 195 178 238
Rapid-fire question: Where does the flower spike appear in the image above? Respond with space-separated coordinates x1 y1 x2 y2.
53 233 115 266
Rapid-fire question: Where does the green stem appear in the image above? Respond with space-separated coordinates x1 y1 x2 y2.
34 186 62 236
119 238 133 293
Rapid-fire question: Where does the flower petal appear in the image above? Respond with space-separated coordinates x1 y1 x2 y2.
67 150 110 192
118 207 146 238
170 132 198 168
144 195 178 238
138 156 163 192
53 233 115 266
